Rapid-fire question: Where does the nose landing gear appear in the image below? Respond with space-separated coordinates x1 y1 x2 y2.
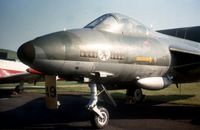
87 82 115 129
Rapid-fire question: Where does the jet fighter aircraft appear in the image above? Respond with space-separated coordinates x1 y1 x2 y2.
17 13 200 128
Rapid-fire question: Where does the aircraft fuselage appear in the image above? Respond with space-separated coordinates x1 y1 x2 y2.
18 29 173 85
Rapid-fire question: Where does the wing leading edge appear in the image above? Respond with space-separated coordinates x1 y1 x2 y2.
158 26 200 43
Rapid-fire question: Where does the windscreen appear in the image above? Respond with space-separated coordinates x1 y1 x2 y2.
84 14 120 33
84 13 150 36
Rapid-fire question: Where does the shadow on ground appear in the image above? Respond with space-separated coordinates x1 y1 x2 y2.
0 90 200 129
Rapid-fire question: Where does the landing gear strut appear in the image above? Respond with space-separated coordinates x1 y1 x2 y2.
87 82 114 129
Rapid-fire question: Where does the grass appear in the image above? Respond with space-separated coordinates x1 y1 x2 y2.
143 83 200 105
1 81 200 106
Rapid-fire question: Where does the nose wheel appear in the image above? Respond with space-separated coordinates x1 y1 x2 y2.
90 106 109 129
87 82 115 129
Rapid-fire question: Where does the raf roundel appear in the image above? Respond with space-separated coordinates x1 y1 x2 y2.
98 49 111 61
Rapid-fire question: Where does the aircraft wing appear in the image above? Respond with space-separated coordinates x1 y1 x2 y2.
0 72 42 84
158 26 200 74
157 26 200 43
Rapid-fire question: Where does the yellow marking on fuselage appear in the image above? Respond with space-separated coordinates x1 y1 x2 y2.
136 56 153 63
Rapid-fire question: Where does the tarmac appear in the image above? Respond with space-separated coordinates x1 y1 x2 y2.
0 89 200 130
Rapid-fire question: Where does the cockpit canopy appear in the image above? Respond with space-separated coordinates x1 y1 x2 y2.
84 13 151 36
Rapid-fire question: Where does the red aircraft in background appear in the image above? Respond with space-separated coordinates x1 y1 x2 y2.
0 59 43 93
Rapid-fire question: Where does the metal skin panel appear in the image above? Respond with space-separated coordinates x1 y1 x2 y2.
17 13 200 89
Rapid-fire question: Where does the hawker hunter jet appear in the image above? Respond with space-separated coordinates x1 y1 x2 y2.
17 13 200 128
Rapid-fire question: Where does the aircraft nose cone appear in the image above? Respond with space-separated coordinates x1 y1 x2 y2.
17 41 35 65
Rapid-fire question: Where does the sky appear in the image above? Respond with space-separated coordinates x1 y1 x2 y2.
0 0 200 51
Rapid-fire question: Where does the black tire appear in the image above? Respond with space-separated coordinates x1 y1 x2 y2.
133 88 143 102
15 85 23 93
91 106 109 129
